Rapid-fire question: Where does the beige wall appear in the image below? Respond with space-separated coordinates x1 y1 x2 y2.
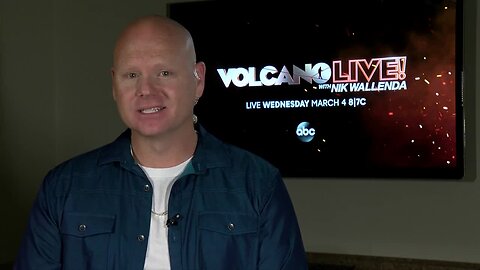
0 0 478 264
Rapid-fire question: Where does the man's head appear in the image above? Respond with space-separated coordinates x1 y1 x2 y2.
111 15 205 141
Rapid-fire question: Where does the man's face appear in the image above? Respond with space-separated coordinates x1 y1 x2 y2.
112 24 203 139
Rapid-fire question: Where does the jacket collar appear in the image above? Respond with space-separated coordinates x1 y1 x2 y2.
191 123 230 173
97 124 230 174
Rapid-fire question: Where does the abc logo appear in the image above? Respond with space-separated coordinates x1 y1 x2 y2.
296 122 315 142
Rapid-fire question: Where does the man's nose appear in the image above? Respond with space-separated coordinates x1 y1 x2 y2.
135 76 156 97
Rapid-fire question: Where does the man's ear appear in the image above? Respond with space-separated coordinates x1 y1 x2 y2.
111 68 117 101
194 62 206 97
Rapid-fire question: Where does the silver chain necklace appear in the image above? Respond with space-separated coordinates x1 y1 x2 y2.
130 145 169 218
151 209 168 216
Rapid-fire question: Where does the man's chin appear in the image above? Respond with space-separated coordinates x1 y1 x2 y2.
130 126 167 139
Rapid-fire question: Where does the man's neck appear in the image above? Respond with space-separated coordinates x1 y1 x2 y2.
130 128 197 168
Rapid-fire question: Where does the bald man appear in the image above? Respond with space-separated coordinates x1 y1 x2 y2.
15 15 308 270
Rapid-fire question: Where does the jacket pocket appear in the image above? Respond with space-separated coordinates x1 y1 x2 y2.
61 212 115 237
60 212 115 270
197 212 258 270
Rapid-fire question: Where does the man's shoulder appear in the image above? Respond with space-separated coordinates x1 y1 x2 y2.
224 142 274 167
230 144 282 182
48 130 129 177
48 143 111 176
198 126 280 177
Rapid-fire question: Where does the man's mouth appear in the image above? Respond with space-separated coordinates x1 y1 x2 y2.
140 106 165 114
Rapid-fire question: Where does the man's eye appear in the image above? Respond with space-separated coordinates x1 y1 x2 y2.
127 73 138 79
158 71 170 77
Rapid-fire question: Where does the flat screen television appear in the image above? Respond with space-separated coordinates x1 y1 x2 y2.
168 0 464 179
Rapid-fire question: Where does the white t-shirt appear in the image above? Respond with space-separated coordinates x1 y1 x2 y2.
141 158 191 270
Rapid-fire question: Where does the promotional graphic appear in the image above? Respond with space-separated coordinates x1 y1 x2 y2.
169 0 464 178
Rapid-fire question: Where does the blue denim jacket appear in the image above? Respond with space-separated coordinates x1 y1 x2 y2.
15 125 308 269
